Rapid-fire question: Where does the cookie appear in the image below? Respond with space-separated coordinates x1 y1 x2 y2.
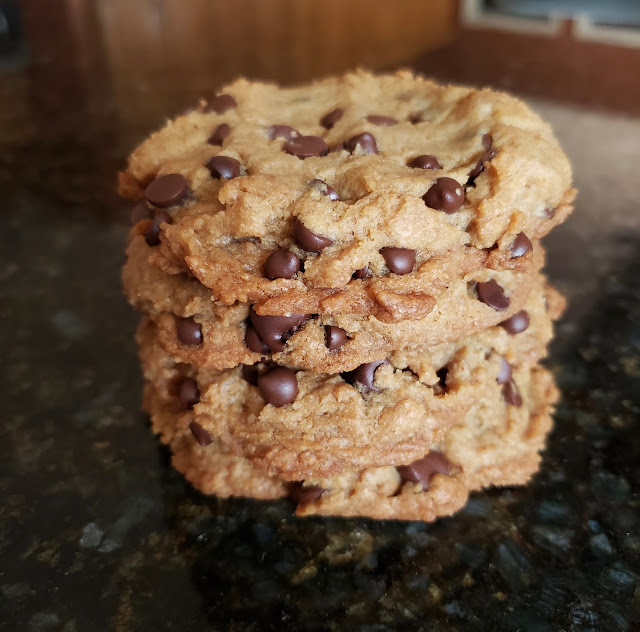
120 70 574 308
137 281 560 479
124 233 547 373
150 364 557 522
121 69 572 523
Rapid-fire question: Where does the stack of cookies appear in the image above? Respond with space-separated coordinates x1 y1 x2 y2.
121 71 575 521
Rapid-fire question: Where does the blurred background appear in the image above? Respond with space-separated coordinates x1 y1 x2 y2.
2 0 640 148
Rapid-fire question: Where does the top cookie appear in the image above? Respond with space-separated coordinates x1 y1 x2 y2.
120 70 574 307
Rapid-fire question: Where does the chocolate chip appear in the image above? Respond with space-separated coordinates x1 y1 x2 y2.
511 232 532 258
433 367 449 395
408 155 441 170
189 421 212 446
545 207 556 219
309 178 339 201
423 177 465 213
204 93 236 114
144 211 172 247
293 218 333 252
409 112 424 124
497 357 513 385
467 145 497 184
366 115 398 126
503 379 523 406
320 107 343 129
208 123 230 146
325 326 348 351
344 360 388 392
245 323 269 354
283 135 328 159
263 249 302 280
476 279 510 311
241 363 260 386
500 310 530 335
145 174 188 208
130 203 153 225
205 155 242 179
353 267 372 280
179 377 200 409
380 247 416 275
249 307 307 352
287 482 325 504
257 366 299 406
482 133 493 150
397 452 451 490
345 132 378 155
176 317 203 346
268 125 299 141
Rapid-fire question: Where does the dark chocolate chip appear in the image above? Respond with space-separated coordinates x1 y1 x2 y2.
503 379 523 406
353 267 372 279
283 135 328 159
320 107 343 129
145 174 188 208
476 279 510 311
497 357 513 385
511 232 532 258
144 211 172 247
176 317 203 346
287 482 325 505
467 148 497 184
309 178 339 201
434 366 449 395
366 115 398 126
423 177 465 213
245 323 270 354
500 310 530 335
205 155 242 179
344 360 389 392
208 123 230 146
257 366 299 406
409 112 424 124
545 207 556 219
345 132 378 155
130 203 153 225
380 247 416 275
268 125 299 141
408 155 442 170
249 307 307 352
204 93 236 114
179 377 200 409
482 133 493 150
325 326 349 351
189 421 212 446
397 452 451 490
263 249 302 280
293 218 333 252
241 363 260 386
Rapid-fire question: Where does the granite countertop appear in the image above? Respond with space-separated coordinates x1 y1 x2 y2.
1 76 639 630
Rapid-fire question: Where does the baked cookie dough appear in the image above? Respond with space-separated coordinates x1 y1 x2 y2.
120 70 574 308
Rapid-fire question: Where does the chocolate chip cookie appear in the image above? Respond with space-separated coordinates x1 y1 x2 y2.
124 232 547 373
136 276 561 479
120 70 574 313
122 70 573 522
146 361 557 522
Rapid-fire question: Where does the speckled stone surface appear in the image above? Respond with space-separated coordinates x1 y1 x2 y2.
1 97 639 631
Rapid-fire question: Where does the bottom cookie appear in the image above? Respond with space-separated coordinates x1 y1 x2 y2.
152 365 557 522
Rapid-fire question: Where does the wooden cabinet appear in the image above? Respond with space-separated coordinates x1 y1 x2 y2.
95 0 455 132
